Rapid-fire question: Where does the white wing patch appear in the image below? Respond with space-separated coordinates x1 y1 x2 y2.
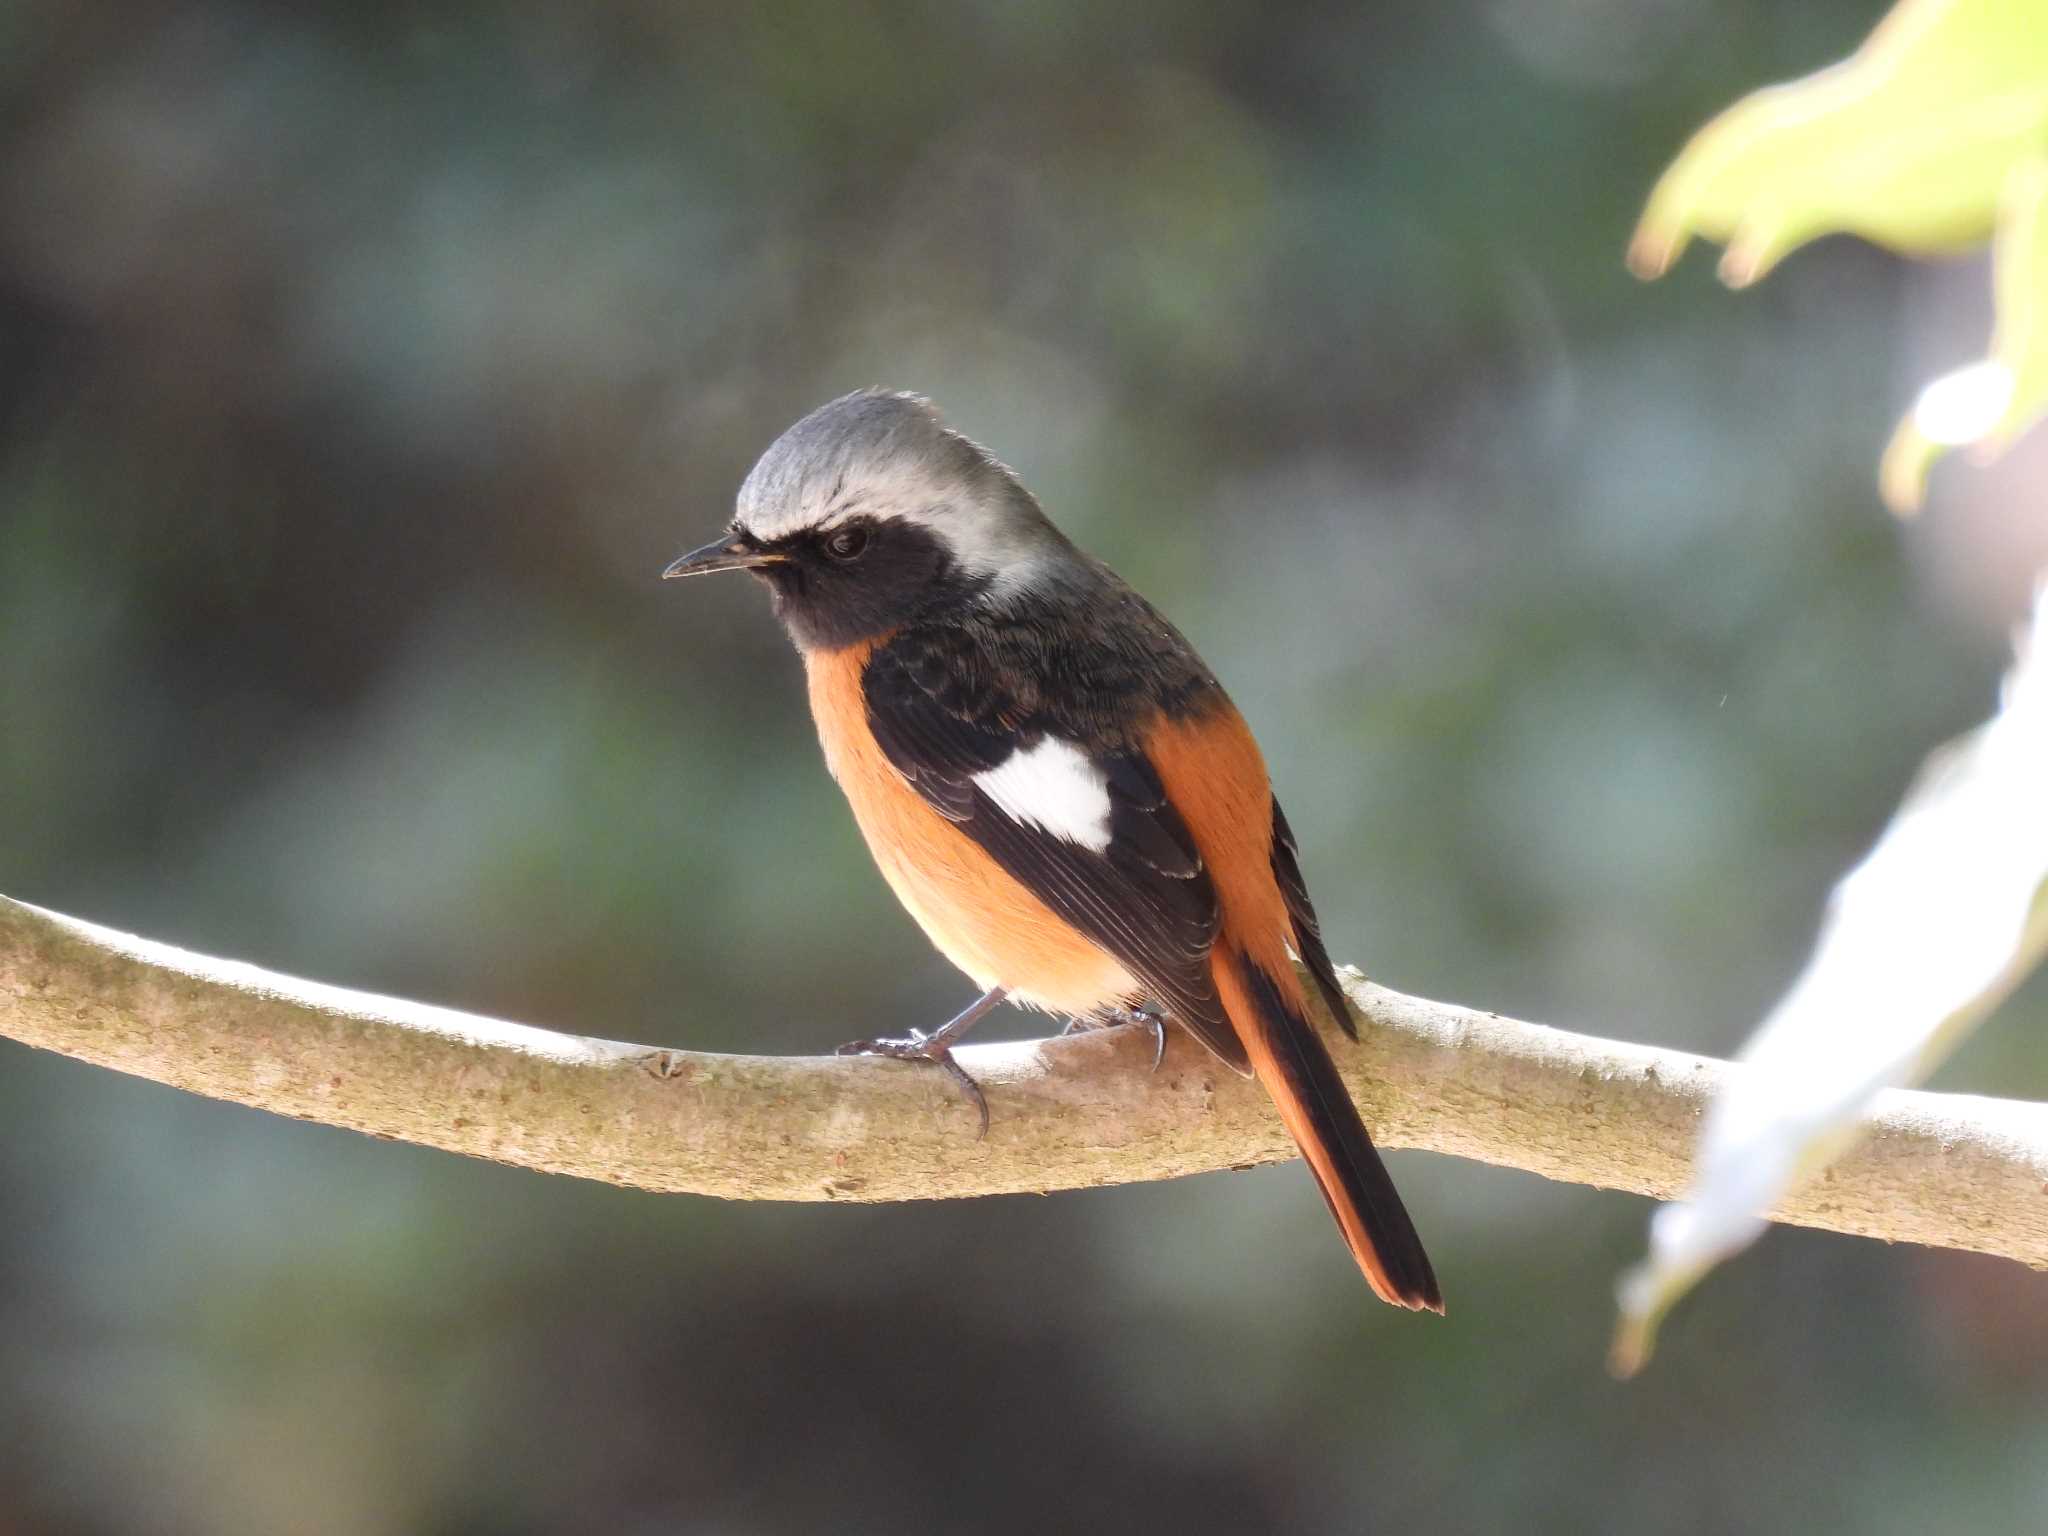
973 738 1114 852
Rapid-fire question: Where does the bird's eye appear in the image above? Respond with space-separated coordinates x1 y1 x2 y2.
824 526 870 561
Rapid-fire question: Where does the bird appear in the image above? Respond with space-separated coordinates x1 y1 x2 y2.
663 389 1441 1312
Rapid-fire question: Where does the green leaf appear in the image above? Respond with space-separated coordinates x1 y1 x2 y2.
1629 0 2048 286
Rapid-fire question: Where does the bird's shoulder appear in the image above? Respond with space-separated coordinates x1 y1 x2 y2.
874 565 1222 750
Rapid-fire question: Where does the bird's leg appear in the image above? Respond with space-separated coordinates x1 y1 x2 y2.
1058 1002 1168 1072
837 986 1008 1137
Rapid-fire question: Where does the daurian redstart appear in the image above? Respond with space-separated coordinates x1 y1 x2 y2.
664 390 1440 1311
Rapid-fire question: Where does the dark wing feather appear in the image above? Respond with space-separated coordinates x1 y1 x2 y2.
864 640 1248 1071
1271 797 1355 1040
861 649 1007 820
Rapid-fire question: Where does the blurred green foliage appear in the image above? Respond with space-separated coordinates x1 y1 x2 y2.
4 2 2047 1533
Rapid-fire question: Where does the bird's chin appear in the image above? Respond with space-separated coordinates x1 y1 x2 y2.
758 568 818 643
755 565 799 613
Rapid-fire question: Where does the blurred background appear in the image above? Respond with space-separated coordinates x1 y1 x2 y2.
6 2 2048 1531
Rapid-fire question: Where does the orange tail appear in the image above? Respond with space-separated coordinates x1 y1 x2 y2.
1215 945 1442 1312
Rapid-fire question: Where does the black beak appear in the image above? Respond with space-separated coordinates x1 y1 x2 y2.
661 535 785 580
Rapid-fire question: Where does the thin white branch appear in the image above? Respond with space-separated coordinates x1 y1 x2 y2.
4 895 2046 1263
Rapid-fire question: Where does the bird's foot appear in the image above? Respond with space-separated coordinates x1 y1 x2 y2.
836 987 1006 1139
1059 1004 1167 1072
836 1029 989 1137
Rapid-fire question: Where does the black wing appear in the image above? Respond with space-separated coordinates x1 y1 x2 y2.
863 637 1249 1071
1270 797 1355 1040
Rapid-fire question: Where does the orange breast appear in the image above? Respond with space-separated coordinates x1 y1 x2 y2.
804 640 1140 1017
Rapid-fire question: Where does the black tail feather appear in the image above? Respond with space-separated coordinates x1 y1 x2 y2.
1236 953 1442 1313
1270 798 1357 1040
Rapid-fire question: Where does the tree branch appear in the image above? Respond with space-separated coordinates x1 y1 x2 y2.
4 894 2046 1265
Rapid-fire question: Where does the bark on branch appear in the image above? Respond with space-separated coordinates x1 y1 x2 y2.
4 894 2046 1265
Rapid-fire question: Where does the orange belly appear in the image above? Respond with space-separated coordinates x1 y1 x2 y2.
805 641 1139 1016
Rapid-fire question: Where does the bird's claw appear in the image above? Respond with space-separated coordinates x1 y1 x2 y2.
1059 1006 1167 1072
836 1030 990 1138
1131 1009 1166 1072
